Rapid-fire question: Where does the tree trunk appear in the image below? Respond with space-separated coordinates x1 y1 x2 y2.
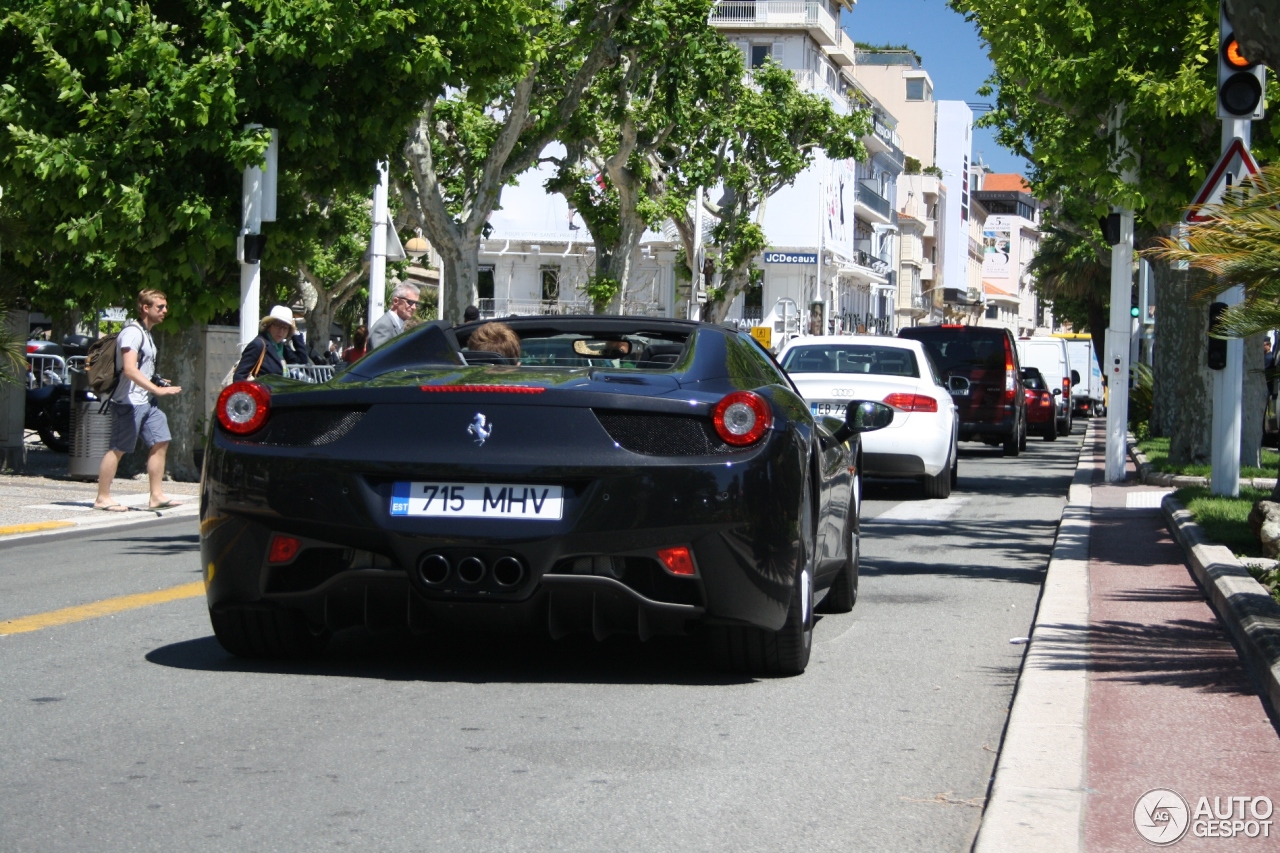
50 309 83 346
153 324 203 482
299 278 335 355
1242 331 1266 469
440 240 481 323
595 194 647 314
1154 260 1213 466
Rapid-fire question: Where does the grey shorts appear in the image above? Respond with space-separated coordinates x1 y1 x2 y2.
109 402 171 452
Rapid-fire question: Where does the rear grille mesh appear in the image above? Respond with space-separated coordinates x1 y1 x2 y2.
594 411 733 456
242 408 366 447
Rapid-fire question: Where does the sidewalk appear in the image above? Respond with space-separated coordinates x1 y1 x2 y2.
0 439 198 541
977 423 1280 851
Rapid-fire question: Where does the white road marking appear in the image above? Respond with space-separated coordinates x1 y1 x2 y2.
868 496 969 523
1125 490 1171 509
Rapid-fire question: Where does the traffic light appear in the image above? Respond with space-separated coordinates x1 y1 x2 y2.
1208 301 1229 370
1130 305 1140 319
1218 13 1266 120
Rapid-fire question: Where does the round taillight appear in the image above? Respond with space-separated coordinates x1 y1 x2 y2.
712 390 772 446
216 381 271 435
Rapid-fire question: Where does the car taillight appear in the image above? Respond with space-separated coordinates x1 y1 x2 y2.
26 343 38 353
1003 337 1016 404
268 535 301 564
216 381 271 435
1062 376 1071 397
658 546 696 576
712 390 772 446
883 392 938 413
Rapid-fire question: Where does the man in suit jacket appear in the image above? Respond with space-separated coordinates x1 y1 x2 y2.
368 283 421 350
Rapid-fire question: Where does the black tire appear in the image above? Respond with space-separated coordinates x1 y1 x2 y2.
922 459 952 499
38 425 69 453
949 444 959 489
820 518 859 614
1043 415 1058 441
1018 417 1028 451
709 489 815 676
209 605 330 658
1002 419 1021 457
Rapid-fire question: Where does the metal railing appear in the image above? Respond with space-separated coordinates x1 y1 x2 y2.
27 354 67 388
285 364 337 384
857 181 892 219
855 250 892 276
478 298 592 318
710 1 839 45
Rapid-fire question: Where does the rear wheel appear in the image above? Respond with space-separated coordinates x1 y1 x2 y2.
949 443 959 489
1002 418 1021 457
210 605 330 658
709 489 815 676
38 424 69 453
1043 415 1058 441
1018 417 1028 451
922 455 952 499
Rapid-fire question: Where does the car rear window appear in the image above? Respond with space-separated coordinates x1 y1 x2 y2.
781 344 920 378
899 328 1007 374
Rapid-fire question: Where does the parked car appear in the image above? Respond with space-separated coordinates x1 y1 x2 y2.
201 317 894 676
898 324 1027 456
779 335 960 499
1021 367 1057 441
1057 335 1104 417
1016 337 1078 435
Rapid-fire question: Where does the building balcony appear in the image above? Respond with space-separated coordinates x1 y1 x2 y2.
823 28 855 67
922 218 936 238
968 235 983 260
710 1 839 47
477 297 591 318
855 180 892 223
920 260 935 281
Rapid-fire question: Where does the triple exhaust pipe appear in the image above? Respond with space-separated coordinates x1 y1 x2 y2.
416 553 526 589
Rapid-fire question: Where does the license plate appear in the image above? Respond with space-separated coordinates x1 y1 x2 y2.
390 482 564 520
950 388 970 397
810 401 844 418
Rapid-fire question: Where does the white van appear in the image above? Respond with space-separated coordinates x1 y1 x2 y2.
1017 337 1078 434
1059 337 1104 417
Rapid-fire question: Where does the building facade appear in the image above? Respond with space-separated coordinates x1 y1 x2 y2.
972 174 1046 336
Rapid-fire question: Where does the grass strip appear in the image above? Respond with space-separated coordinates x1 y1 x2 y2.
1139 437 1279 480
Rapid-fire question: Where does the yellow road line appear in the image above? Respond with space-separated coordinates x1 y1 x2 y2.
0 581 205 636
0 520 76 537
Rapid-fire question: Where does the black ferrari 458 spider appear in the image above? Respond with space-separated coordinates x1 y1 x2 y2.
201 316 891 675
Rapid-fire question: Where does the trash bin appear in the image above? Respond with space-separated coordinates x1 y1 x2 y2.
67 369 113 480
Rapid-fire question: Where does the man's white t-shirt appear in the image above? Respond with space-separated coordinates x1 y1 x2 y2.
112 322 156 406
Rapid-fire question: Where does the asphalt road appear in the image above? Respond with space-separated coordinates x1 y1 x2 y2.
0 427 1083 852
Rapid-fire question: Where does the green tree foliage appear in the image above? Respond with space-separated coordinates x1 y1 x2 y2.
688 60 868 324
397 0 642 322
546 0 742 312
1027 220 1111 357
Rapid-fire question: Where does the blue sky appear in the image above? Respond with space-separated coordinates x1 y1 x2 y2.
841 0 1030 176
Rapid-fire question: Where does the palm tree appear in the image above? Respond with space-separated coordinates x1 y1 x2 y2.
1028 221 1112 360
1145 162 1280 498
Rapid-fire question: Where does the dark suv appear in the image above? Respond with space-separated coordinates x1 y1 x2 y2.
898 324 1026 456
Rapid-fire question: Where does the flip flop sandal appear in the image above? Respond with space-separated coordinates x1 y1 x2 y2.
147 500 181 510
94 504 131 513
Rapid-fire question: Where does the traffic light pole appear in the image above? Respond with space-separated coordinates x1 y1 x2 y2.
1104 206 1134 483
1210 118 1251 496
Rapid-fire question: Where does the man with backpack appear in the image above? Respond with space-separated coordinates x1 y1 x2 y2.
93 289 183 512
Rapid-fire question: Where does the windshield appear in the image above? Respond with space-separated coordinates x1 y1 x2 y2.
781 344 919 378
903 332 1007 374
465 330 689 370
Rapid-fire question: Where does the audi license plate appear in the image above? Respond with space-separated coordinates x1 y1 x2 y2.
390 482 564 520
810 401 844 418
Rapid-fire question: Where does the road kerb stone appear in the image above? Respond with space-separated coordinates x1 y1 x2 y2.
0 501 199 546
1161 495 1280 720
972 430 1092 853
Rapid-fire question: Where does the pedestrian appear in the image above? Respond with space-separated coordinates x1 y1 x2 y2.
343 326 368 364
466 322 522 362
94 289 183 512
464 304 480 323
367 283 420 351
232 305 297 382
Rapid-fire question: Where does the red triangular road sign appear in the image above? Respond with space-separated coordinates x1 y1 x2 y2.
1184 138 1261 223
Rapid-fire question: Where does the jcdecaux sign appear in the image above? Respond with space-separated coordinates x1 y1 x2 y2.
764 251 817 265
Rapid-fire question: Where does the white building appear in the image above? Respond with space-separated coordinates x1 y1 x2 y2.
971 174 1046 336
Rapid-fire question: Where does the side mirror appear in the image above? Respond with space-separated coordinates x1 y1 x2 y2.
845 400 894 433
1052 388 1062 396
946 375 970 394
1070 369 1080 386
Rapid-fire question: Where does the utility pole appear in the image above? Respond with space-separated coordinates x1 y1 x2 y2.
367 162 390 329
1104 107 1135 483
238 127 277 348
691 186 704 321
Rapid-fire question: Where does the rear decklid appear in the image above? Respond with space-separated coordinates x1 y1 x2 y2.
899 326 1015 425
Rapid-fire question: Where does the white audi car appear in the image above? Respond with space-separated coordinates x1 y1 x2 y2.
779 336 961 499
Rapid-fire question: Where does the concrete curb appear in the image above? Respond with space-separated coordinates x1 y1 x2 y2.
0 502 199 547
972 426 1093 853
1126 433 1278 490
1161 495 1280 720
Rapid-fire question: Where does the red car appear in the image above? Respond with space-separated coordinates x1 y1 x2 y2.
1021 367 1057 441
